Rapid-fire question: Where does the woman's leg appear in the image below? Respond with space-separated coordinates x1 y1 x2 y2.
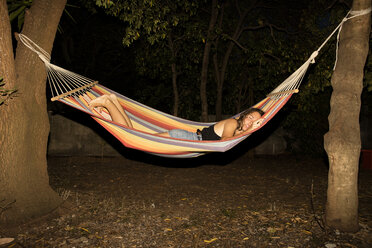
157 132 171 137
89 95 132 127
109 94 133 128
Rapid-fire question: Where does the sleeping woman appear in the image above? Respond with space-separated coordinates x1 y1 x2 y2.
89 94 264 141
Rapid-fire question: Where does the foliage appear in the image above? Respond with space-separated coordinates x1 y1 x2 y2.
96 0 201 46
95 0 204 118
94 0 114 8
132 38 202 119
0 77 17 106
6 0 32 31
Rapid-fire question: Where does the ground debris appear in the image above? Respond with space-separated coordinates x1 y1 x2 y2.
2 155 371 247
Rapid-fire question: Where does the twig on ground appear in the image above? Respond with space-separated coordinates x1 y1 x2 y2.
0 199 16 214
310 179 326 231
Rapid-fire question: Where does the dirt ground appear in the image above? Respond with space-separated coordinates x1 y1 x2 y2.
1 152 372 247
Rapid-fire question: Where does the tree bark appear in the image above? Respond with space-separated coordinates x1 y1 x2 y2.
0 0 66 225
213 5 249 121
324 0 371 232
200 0 218 122
168 35 179 117
171 62 179 116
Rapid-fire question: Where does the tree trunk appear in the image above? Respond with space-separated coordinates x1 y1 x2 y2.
213 52 222 120
214 40 233 121
324 0 371 232
168 35 179 117
200 0 218 122
171 62 179 116
214 6 248 121
0 0 66 225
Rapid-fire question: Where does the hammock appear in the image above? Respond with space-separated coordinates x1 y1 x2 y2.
18 10 362 158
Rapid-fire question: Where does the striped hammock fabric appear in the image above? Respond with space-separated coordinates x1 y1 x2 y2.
57 83 296 158
18 33 326 158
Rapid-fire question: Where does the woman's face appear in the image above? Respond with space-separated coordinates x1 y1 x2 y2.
242 111 261 131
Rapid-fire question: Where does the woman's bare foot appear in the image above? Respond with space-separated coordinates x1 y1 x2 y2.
89 94 133 128
89 95 111 111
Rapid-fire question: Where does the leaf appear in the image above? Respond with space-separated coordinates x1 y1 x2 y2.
9 5 26 23
301 230 312 235
204 238 218 243
64 225 74 231
325 243 336 248
0 238 14 245
80 227 90 233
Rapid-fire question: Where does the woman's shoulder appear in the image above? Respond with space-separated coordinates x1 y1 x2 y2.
226 118 238 123
215 118 236 128
220 118 238 128
214 118 238 138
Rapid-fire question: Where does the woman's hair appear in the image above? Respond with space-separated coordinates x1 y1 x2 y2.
236 108 265 131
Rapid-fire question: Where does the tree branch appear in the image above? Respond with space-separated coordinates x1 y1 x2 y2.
263 52 281 62
226 37 249 51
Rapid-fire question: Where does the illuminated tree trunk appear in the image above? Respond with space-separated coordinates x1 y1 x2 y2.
324 0 371 232
0 0 66 225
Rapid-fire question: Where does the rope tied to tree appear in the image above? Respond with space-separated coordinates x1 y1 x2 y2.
307 7 371 71
18 34 51 64
267 8 370 99
333 7 371 70
18 34 98 100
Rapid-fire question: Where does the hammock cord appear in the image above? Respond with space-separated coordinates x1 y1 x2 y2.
332 7 371 70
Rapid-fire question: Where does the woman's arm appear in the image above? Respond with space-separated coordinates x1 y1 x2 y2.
220 119 239 141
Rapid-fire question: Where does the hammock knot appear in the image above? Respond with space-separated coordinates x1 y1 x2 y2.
349 7 371 17
18 34 51 64
38 54 51 64
309 51 318 64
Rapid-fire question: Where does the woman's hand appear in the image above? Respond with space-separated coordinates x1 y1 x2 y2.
252 118 264 129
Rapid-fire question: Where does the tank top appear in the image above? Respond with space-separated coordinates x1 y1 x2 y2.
199 124 221 140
